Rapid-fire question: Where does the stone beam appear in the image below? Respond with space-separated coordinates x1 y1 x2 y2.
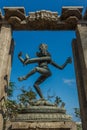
0 6 84 30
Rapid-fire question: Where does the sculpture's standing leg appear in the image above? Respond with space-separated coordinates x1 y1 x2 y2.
34 73 51 98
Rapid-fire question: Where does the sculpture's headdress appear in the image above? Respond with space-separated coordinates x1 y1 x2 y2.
39 43 48 51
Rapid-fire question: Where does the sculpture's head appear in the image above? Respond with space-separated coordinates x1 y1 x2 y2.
39 43 48 52
36 43 50 57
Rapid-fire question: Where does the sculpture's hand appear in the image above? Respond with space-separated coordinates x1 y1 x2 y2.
18 52 22 57
66 57 72 64
18 76 26 81
18 52 25 64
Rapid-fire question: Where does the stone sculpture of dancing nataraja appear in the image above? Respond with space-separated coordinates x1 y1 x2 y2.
18 43 72 99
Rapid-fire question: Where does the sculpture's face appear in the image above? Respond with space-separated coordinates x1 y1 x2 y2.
39 43 48 52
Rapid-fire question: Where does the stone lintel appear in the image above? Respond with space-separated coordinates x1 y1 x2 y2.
0 6 86 30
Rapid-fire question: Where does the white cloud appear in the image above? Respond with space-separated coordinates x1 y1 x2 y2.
63 78 76 86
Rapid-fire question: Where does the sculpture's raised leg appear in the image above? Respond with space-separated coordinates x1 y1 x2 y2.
18 67 37 81
18 66 51 98
18 67 51 81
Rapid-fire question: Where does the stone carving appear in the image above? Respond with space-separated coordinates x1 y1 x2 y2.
27 10 58 21
0 6 85 30
61 7 82 20
10 102 72 122
18 43 72 99
13 113 72 122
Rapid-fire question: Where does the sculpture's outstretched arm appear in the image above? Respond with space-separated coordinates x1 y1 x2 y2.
51 57 72 70
24 56 51 65
18 52 51 65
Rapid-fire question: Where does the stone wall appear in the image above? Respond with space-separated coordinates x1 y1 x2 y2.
0 24 12 130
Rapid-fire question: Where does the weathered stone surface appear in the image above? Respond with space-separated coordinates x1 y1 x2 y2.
0 6 84 30
28 10 58 21
76 25 87 99
72 37 87 130
17 106 66 113
6 104 74 129
10 105 71 122
61 8 82 20
65 16 78 29
12 113 71 122
10 121 77 130
62 6 83 14
0 25 12 98
0 24 12 130
0 114 3 130
4 7 26 20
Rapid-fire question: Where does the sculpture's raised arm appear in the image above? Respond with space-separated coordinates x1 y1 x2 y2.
24 56 51 65
18 52 30 64
18 52 51 65
51 57 72 70
18 52 25 64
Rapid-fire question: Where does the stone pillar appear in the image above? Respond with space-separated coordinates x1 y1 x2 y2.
0 24 12 130
72 24 87 130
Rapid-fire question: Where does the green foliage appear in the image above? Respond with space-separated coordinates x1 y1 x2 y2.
74 108 80 118
54 96 62 106
7 81 15 98
18 88 37 105
5 81 37 119
4 99 18 118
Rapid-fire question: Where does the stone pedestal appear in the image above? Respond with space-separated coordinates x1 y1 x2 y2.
12 106 71 122
10 121 77 130
72 24 87 130
6 100 76 130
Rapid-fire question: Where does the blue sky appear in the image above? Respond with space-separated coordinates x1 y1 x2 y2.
0 0 87 121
